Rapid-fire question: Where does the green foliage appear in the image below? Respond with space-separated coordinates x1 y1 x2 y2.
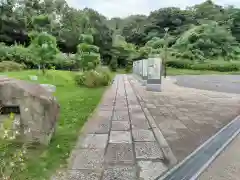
125 58 133 73
0 43 35 68
76 34 101 70
0 61 26 72
166 59 240 72
109 57 118 72
29 32 58 72
166 59 193 69
0 113 28 179
173 22 239 60
111 35 138 67
75 67 112 88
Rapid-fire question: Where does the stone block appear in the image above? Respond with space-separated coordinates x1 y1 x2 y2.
78 134 108 149
109 131 132 143
105 143 134 165
138 161 167 180
71 149 104 170
132 130 155 142
67 170 101 180
111 121 130 131
112 111 129 121
102 166 137 180
135 142 164 160
0 77 59 145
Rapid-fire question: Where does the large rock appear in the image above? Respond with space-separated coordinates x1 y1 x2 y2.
0 77 60 145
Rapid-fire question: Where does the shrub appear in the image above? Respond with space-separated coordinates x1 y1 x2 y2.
0 44 36 68
95 66 112 86
75 67 112 88
166 59 193 69
0 61 26 72
191 62 240 72
166 59 240 72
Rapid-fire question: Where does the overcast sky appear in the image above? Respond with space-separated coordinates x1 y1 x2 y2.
66 0 240 18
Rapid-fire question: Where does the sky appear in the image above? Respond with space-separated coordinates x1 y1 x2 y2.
66 0 240 18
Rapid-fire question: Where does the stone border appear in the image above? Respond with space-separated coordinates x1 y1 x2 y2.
128 75 177 167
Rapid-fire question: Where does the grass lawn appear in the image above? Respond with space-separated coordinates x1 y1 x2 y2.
0 70 107 180
167 67 240 76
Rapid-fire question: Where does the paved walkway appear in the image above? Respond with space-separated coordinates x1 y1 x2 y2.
129 76 240 162
199 133 240 180
53 75 168 180
53 74 240 180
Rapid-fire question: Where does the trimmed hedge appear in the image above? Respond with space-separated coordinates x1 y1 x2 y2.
166 59 240 72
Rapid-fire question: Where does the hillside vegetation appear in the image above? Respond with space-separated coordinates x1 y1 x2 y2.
0 0 240 72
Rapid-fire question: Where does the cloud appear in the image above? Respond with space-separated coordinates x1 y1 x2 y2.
66 0 240 18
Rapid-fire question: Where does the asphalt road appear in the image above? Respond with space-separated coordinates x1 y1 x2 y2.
175 75 240 94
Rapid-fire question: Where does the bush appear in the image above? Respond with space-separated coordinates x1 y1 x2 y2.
166 59 193 69
75 67 112 88
191 62 240 72
0 44 36 68
0 61 26 72
166 59 240 72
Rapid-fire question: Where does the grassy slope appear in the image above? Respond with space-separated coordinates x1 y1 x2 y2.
0 70 106 180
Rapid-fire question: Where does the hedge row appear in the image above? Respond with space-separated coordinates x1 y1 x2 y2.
166 59 240 72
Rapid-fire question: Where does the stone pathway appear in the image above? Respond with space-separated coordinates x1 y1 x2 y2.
53 75 168 180
129 75 240 162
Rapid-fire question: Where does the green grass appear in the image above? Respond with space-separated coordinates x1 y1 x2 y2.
0 70 106 180
167 67 240 76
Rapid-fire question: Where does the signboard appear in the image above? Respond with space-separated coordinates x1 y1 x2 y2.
148 58 162 80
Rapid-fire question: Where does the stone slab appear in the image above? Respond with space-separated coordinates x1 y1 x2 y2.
135 142 164 160
102 166 137 180
111 121 130 131
138 161 167 180
131 119 150 130
71 149 104 170
109 131 132 143
105 143 134 165
67 170 101 180
112 111 129 121
87 120 110 134
78 134 108 149
132 129 155 142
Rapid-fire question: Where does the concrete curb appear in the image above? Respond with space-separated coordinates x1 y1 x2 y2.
158 115 240 180
128 75 177 167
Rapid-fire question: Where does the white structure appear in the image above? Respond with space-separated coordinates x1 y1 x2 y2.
133 58 162 92
146 58 162 92
142 59 148 85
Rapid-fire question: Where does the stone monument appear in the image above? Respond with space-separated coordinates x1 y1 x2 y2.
0 77 60 145
146 58 162 92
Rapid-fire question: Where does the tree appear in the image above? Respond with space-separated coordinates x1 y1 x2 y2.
29 32 59 73
230 10 240 42
76 34 100 70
